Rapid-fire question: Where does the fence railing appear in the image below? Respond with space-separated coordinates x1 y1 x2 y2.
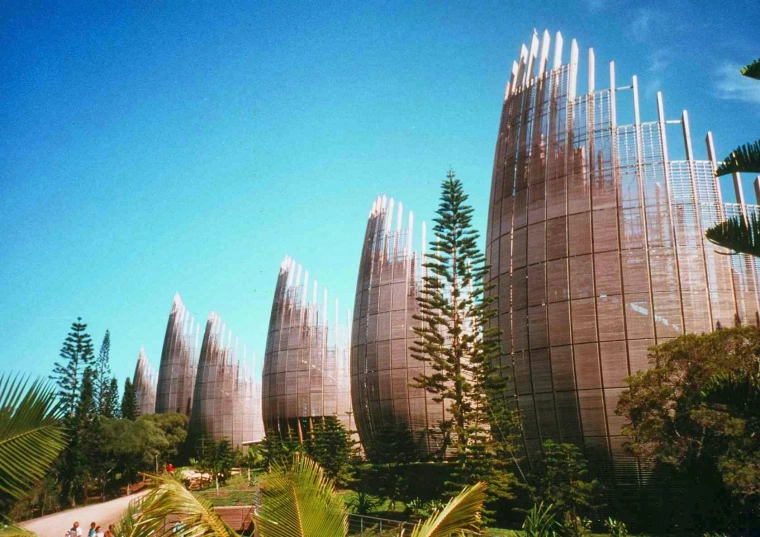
347 513 416 536
129 491 420 536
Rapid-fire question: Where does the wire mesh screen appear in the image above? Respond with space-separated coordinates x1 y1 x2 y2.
190 312 264 448
263 256 354 437
155 294 199 416
133 347 157 416
351 196 448 458
485 30 760 487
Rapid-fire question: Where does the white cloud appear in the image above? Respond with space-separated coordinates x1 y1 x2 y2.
649 49 671 73
643 78 662 100
626 8 662 42
714 62 760 105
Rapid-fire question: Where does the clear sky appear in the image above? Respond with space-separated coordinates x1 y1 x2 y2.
1 1 758 388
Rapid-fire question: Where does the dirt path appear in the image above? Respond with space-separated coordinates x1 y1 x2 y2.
20 493 145 537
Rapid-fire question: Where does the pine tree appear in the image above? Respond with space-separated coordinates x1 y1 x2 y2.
303 416 357 486
104 377 120 418
52 318 94 417
411 170 519 519
121 377 138 420
77 367 97 424
533 440 599 518
78 367 101 491
58 366 98 506
95 330 112 416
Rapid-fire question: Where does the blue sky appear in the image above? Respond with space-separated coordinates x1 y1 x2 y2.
1 1 758 388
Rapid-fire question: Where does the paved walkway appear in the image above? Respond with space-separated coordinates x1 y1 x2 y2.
20 493 145 537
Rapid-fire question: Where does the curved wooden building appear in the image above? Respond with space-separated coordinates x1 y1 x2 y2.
155 293 199 416
486 29 760 484
262 256 354 437
351 196 449 457
133 346 157 416
190 312 264 448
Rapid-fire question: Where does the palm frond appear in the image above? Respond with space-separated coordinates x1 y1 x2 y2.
0 374 66 502
0 522 36 537
408 482 486 537
110 492 166 537
715 140 760 176
741 58 760 81
705 214 760 258
254 453 347 537
137 474 238 537
109 500 148 537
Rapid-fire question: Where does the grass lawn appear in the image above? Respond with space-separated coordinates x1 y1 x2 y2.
197 489 259 507
340 490 410 521
192 470 262 506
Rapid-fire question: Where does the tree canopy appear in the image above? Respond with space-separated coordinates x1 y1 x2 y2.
617 326 760 530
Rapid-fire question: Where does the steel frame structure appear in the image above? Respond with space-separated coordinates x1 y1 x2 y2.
262 256 354 437
486 30 760 483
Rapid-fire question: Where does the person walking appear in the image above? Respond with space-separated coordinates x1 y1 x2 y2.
95 526 104 537
66 521 82 537
87 522 97 537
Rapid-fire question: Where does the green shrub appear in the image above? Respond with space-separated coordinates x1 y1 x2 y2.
563 512 592 537
347 491 381 515
522 502 562 537
605 517 628 537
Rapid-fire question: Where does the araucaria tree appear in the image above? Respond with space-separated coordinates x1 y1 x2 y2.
104 377 120 418
121 377 138 420
52 317 95 417
532 440 598 519
705 58 760 256
52 318 99 506
95 330 112 416
411 170 519 514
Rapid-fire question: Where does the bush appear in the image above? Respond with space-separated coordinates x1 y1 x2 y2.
522 502 562 537
563 512 592 537
346 491 381 515
605 517 628 537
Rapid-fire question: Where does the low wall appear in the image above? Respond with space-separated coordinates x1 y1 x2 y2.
215 506 255 532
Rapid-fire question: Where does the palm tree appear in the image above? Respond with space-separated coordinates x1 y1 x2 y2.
111 453 486 537
0 374 67 534
254 454 348 537
705 58 760 255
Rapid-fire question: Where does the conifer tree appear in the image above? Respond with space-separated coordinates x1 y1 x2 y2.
303 416 357 486
77 367 97 424
95 330 112 416
120 377 138 420
79 367 102 489
411 170 519 518
52 318 94 417
104 377 120 418
58 367 98 506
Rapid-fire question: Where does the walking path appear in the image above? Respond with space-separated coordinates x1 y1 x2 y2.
20 493 146 537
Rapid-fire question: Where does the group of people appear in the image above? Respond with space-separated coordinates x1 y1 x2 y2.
65 521 115 537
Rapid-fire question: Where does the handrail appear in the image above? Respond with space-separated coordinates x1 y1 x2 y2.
348 513 414 525
347 513 416 536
